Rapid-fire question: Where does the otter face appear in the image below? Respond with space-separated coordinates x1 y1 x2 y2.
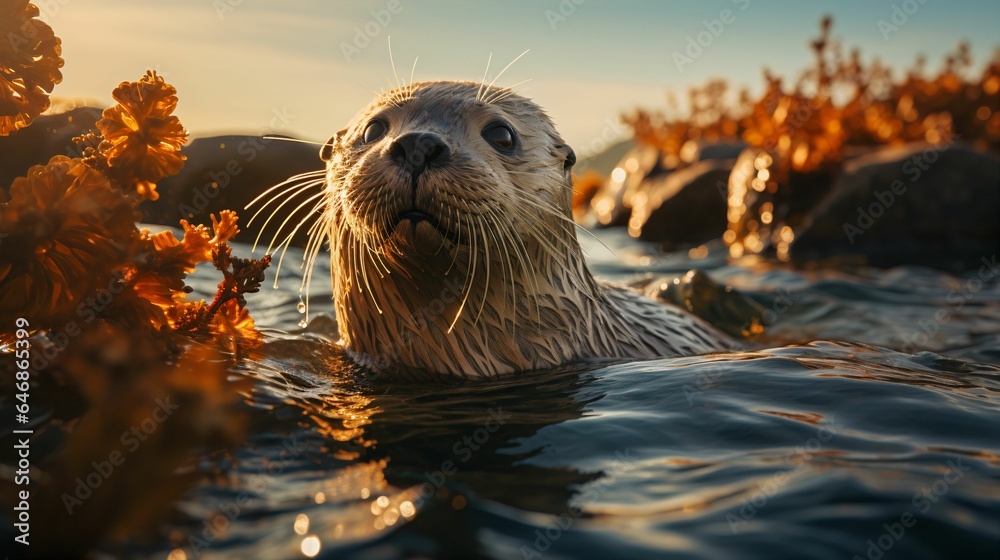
309 81 598 377
321 81 576 257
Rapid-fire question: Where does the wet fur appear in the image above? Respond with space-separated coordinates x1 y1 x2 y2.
310 81 730 379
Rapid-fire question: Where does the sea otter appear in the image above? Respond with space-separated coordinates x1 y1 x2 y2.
300 81 731 378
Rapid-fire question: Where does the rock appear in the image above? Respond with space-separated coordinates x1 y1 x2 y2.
679 139 747 164
0 107 102 188
793 142 1000 269
0 111 324 247
587 140 747 229
588 143 667 227
627 159 732 245
574 138 634 175
634 269 767 340
139 135 325 246
725 147 838 260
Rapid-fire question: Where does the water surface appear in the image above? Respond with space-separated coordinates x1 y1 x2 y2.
152 231 999 559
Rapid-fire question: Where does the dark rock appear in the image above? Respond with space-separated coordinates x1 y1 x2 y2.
793 142 1000 269
586 140 747 230
139 135 325 246
634 269 766 340
588 144 667 227
0 110 324 247
725 147 838 259
679 139 747 164
574 138 634 175
628 159 732 245
0 107 102 187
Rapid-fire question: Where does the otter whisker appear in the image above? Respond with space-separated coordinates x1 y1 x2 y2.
484 208 518 334
353 81 384 101
448 212 477 333
362 233 384 281
244 170 325 211
482 49 530 105
272 200 325 284
300 213 332 318
483 79 532 105
523 201 606 259
357 230 385 314
520 210 565 259
472 214 491 326
289 203 327 307
261 136 328 147
251 180 325 252
264 191 325 255
354 197 391 276
476 52 493 103
433 203 453 255
508 194 579 232
388 36 401 92
499 212 543 329
505 187 615 257
246 179 320 234
275 200 328 289
407 57 419 97
445 203 464 275
377 78 401 108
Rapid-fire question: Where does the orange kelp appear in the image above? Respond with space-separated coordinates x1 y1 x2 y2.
0 9 269 554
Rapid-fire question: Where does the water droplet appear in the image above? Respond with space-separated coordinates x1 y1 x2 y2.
297 301 306 313
298 319 309 329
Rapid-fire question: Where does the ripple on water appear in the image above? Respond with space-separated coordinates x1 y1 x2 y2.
158 238 1000 559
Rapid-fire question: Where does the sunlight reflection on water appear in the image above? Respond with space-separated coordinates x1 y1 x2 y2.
156 233 1000 559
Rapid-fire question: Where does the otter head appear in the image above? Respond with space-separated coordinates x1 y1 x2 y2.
316 81 600 378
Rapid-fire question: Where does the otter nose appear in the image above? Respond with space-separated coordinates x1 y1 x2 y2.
389 132 451 179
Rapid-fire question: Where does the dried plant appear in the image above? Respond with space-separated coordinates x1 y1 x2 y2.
626 16 999 173
0 21 270 553
0 0 64 134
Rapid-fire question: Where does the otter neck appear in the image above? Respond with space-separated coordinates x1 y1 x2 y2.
331 226 629 378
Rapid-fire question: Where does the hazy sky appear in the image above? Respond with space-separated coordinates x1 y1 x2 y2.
45 0 999 156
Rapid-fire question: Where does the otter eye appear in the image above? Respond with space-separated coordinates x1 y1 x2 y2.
483 122 516 152
363 120 387 144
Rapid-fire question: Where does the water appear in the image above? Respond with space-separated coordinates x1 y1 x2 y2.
151 231 999 559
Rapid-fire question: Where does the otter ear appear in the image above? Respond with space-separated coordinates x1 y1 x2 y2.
555 144 576 171
320 128 347 162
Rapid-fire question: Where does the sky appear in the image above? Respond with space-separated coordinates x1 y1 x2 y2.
44 0 999 157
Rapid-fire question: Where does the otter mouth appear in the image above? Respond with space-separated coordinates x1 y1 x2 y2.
399 210 437 225
395 210 451 239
